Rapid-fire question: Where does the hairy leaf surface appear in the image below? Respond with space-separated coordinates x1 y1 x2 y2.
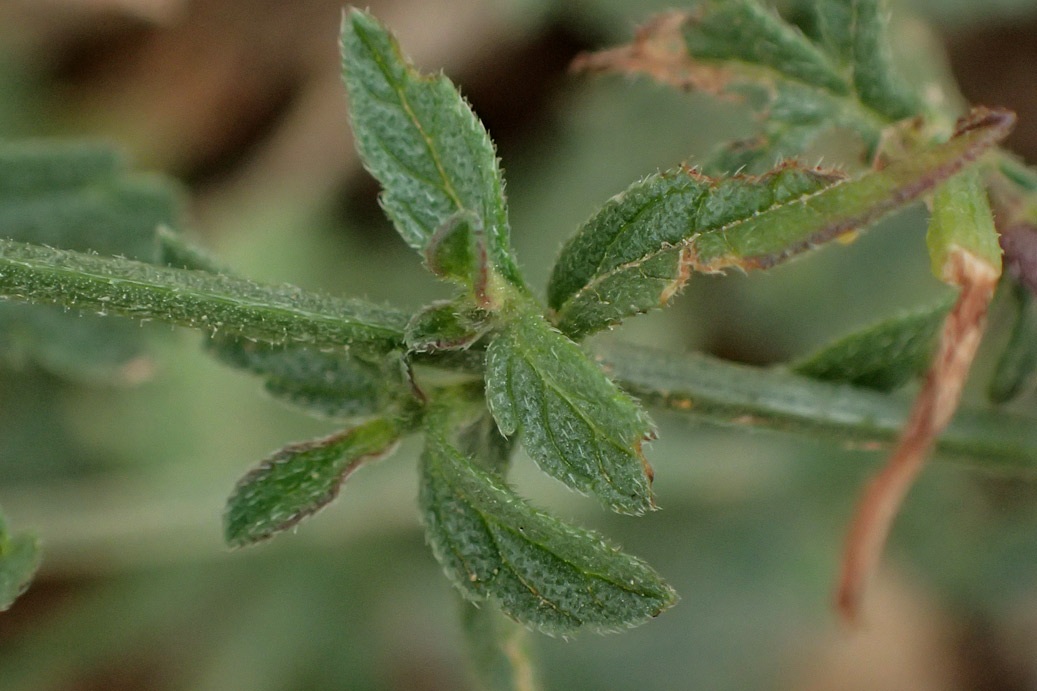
793 298 954 391
549 109 1013 338
419 424 676 635
341 9 521 288
485 309 655 514
0 240 409 353
225 418 402 546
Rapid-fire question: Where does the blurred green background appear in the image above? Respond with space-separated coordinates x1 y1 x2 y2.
1 0 1036 688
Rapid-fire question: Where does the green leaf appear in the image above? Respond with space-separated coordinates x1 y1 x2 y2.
460 602 541 691
812 0 853 63
419 420 676 635
595 339 1037 471
341 9 522 289
208 339 413 419
0 507 41 612
157 226 411 418
0 141 185 381
0 140 183 261
990 278 1037 403
485 308 655 514
405 297 492 354
224 418 403 547
457 410 515 477
850 0 922 121
548 108 1013 338
0 239 408 353
683 0 847 94
793 297 954 391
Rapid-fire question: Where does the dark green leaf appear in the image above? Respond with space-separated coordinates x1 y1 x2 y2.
420 421 676 635
158 227 410 418
460 601 541 691
485 308 655 514
850 0 922 121
990 278 1037 403
595 339 1037 471
548 108 1012 338
208 339 413 419
683 0 847 94
341 9 522 288
0 508 40 612
812 0 853 63
793 297 953 391
0 239 408 353
457 410 515 477
224 418 403 547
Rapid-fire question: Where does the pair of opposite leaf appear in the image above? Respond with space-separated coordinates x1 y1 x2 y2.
220 2 1018 635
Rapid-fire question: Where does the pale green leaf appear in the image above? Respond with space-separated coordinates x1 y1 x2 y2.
224 418 403 547
341 9 522 288
419 421 676 635
549 108 1012 338
0 239 408 353
485 308 655 514
793 297 954 391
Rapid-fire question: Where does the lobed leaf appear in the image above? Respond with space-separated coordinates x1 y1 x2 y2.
0 239 409 353
548 108 1013 339
224 418 403 547
990 278 1037 403
419 422 676 635
485 308 655 514
0 508 40 612
793 297 953 391
341 9 522 289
